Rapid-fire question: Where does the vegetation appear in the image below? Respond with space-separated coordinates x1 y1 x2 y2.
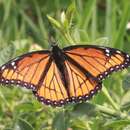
0 0 130 130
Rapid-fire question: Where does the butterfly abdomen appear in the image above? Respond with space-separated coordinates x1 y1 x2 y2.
51 45 70 96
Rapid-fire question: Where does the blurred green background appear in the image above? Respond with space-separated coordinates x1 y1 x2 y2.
0 0 130 130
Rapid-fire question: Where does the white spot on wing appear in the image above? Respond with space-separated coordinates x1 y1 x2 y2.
5 80 9 83
54 102 57 105
85 95 89 98
116 50 121 54
110 68 114 71
99 75 103 78
30 85 33 88
106 53 110 56
13 66 17 69
60 100 64 103
105 72 108 75
96 86 99 89
91 90 94 94
11 80 14 83
126 54 129 58
11 62 15 66
106 49 110 53
17 81 20 83
1 66 5 70
121 65 124 67
66 99 69 102
24 83 27 86
116 66 119 69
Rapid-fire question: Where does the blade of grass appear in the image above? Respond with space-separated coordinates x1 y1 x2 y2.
19 9 47 46
78 0 96 29
102 86 120 111
33 0 48 44
3 0 12 23
111 0 117 46
0 89 12 111
105 0 112 45
113 0 130 49
19 10 40 35
91 0 97 40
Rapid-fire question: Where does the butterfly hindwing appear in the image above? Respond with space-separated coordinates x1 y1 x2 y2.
64 60 102 102
33 61 69 106
33 58 102 106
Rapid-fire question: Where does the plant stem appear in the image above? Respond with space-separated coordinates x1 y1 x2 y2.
102 86 119 111
95 104 129 119
95 104 118 117
64 31 75 44
0 89 12 111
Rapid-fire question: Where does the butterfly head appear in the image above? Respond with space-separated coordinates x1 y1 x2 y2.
48 35 58 48
50 41 58 47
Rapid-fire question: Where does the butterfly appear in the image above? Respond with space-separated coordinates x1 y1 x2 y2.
0 43 130 107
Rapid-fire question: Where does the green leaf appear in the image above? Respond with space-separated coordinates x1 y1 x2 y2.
104 119 130 128
47 15 62 31
71 118 89 130
17 118 34 130
72 103 97 117
66 2 75 28
122 74 130 90
15 103 35 113
121 90 130 109
52 111 68 130
0 43 15 65
60 11 68 30
93 37 109 46
124 125 130 130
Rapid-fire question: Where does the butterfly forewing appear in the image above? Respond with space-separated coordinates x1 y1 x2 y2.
64 45 130 80
0 51 50 90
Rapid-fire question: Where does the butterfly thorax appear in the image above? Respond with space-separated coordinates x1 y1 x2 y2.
51 45 69 93
51 45 63 58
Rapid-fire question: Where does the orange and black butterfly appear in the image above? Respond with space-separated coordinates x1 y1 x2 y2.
0 43 130 106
